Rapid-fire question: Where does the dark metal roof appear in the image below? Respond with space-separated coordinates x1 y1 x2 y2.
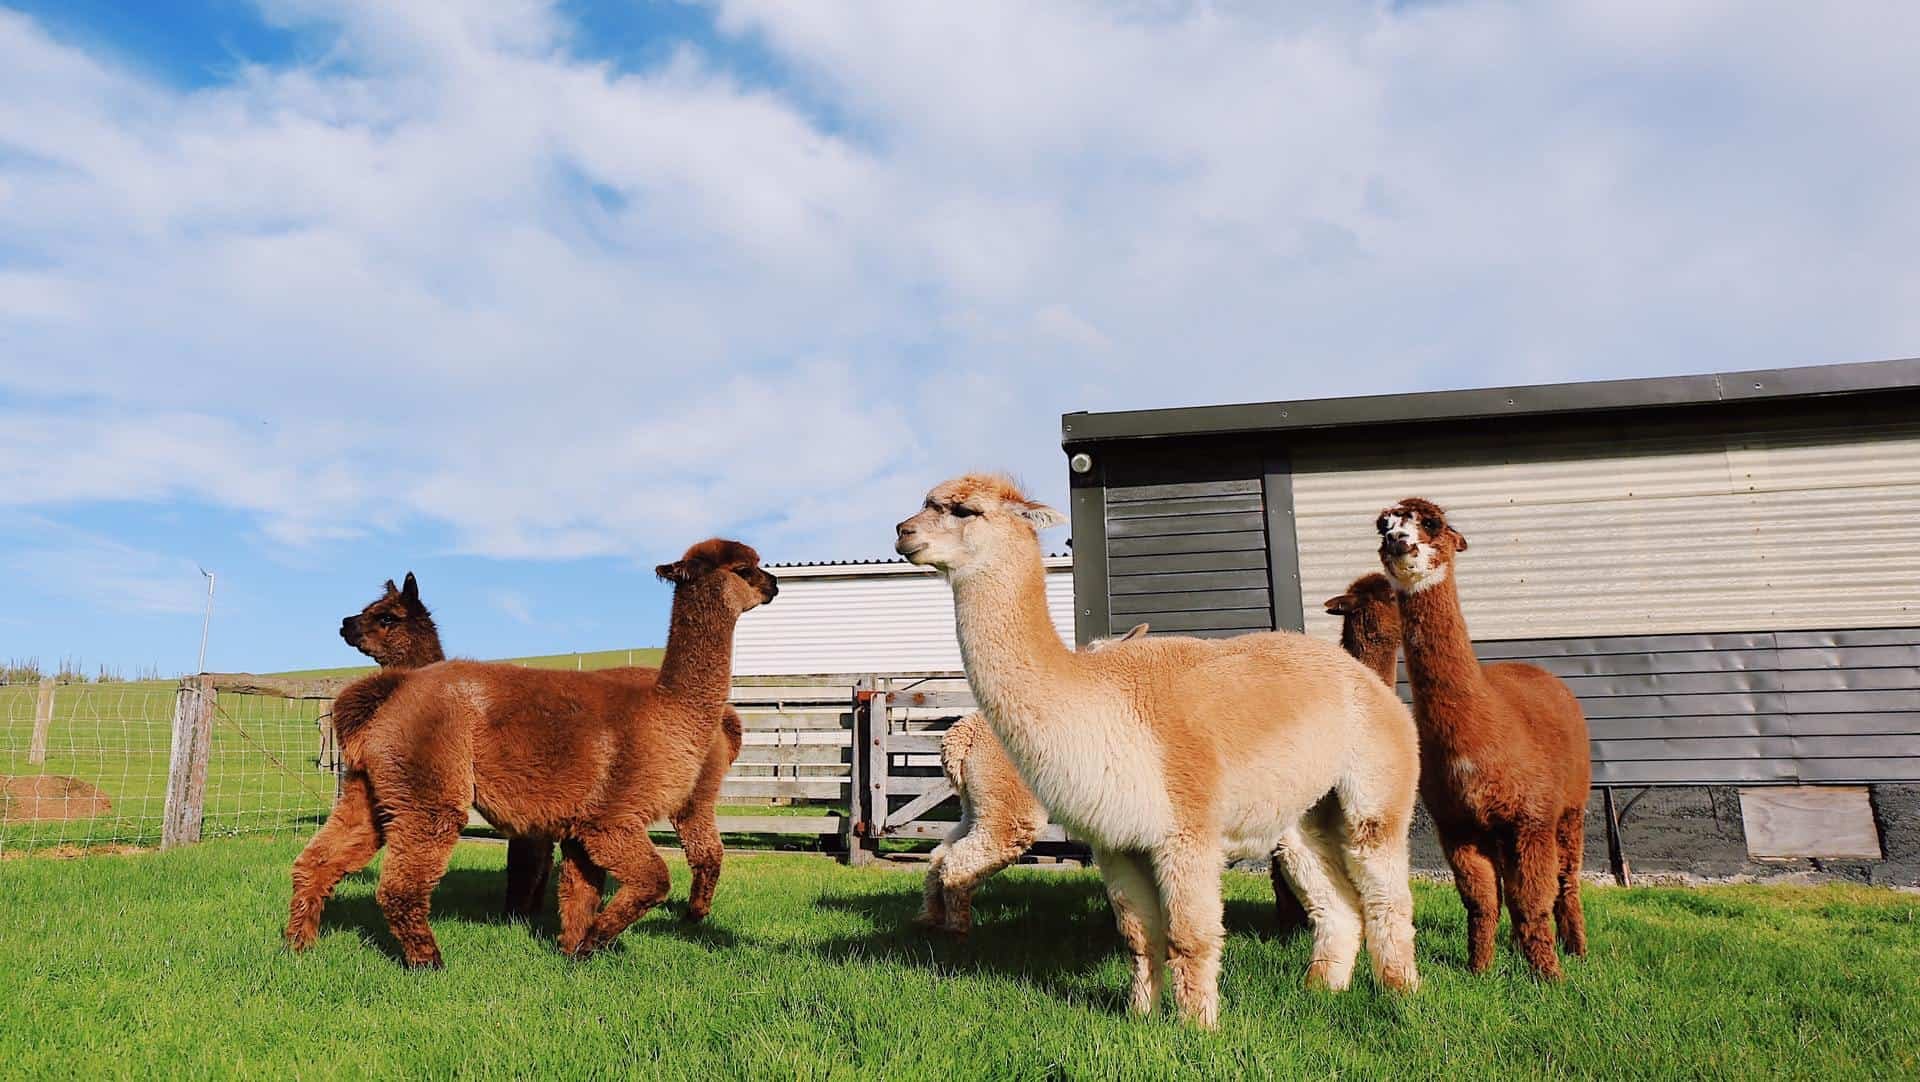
1061 356 1920 447
766 552 1070 570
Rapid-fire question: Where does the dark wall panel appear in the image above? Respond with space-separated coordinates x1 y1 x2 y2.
1101 446 1273 639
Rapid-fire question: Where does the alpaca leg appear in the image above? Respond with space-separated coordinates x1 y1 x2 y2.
1277 822 1364 991
938 812 1036 936
917 819 963 929
287 771 384 951
1152 840 1227 1028
502 836 554 920
373 809 464 969
671 805 724 922
1337 832 1420 993
1269 854 1310 935
554 839 607 955
571 827 672 956
1553 808 1588 957
1094 847 1167 1016
1500 827 1565 980
1443 833 1501 974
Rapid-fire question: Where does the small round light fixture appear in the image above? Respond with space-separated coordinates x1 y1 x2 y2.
1069 452 1093 474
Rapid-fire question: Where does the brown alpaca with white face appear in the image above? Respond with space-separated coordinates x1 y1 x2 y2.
1378 498 1592 979
335 573 744 923
287 539 775 967
898 474 1421 1027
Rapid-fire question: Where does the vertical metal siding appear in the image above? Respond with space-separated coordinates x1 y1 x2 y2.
730 563 1075 676
1292 406 1920 644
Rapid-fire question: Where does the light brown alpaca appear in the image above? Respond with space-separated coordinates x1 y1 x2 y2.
1378 498 1591 978
916 623 1149 937
1266 571 1406 927
897 475 1421 1027
335 573 744 922
286 540 775 967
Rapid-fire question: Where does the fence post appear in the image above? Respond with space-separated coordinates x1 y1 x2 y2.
866 682 890 856
27 680 55 765
162 676 216 849
843 678 873 865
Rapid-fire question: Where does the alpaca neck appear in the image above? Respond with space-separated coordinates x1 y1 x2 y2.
381 626 445 670
653 586 737 734
949 544 1078 730
1346 632 1399 687
1397 573 1494 747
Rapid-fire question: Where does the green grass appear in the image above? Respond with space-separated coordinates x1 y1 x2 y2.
268 647 668 682
2 839 1915 1079
1 683 336 851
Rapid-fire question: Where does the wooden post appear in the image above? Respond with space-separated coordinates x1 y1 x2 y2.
161 676 216 849
1603 786 1632 887
866 685 890 863
842 679 873 865
27 681 55 765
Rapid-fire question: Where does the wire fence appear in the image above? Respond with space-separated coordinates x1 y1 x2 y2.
0 678 337 856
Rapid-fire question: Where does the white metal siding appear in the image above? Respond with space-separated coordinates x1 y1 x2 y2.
1293 407 1920 643
732 562 1076 676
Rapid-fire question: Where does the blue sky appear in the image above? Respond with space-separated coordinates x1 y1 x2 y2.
1 2 1916 675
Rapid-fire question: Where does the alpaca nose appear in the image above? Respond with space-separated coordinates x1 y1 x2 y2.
896 520 916 540
1383 537 1414 558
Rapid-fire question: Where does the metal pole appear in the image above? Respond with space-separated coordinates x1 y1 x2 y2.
196 567 216 675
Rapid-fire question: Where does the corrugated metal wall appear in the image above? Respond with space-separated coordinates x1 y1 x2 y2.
1101 448 1273 638
731 561 1075 676
1292 402 1920 644
1372 626 1920 786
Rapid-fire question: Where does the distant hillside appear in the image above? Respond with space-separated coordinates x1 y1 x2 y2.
266 646 667 681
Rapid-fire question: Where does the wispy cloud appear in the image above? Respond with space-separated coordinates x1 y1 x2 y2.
0 0 1914 570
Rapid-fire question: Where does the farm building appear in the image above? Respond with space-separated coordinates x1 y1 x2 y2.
732 556 1076 676
1061 356 1920 884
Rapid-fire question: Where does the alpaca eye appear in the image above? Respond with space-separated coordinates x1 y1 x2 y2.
951 505 979 519
378 615 398 626
1422 517 1442 532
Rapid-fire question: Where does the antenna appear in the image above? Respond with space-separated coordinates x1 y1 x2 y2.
196 566 216 675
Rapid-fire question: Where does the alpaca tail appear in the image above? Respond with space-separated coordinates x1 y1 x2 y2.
720 707 744 763
940 713 983 794
329 670 408 765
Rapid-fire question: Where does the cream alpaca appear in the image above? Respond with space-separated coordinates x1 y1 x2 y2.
897 475 1422 1027
917 623 1148 936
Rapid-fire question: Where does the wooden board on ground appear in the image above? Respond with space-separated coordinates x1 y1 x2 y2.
1738 785 1882 859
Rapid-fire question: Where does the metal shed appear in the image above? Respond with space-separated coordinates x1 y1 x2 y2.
731 556 1076 677
1061 357 1920 881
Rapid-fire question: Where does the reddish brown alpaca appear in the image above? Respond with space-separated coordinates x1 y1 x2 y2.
335 573 743 921
287 539 774 966
1378 499 1592 978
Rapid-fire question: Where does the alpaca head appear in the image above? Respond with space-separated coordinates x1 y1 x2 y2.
655 538 779 613
894 473 1066 575
1324 572 1401 653
340 572 439 666
1376 497 1468 592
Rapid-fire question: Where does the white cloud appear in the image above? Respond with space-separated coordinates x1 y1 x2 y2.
0 1 1915 565
3 515 205 616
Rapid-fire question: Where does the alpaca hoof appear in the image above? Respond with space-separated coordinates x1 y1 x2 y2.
284 930 316 954
1303 961 1349 992
404 951 444 970
1379 964 1421 994
1530 961 1564 982
682 906 709 923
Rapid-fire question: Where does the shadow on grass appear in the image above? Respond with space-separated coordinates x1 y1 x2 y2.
323 866 736 965
780 872 1314 1011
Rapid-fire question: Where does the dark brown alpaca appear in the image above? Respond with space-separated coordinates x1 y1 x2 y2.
334 573 743 921
288 539 774 967
1269 573 1406 932
1378 499 1591 979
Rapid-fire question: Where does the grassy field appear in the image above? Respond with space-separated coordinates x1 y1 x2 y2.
2 839 1915 1079
0 681 336 851
267 647 668 682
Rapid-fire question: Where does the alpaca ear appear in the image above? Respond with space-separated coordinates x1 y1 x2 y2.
655 558 708 584
1448 526 1468 552
401 572 419 602
383 579 399 595
1123 622 1150 641
1324 594 1353 616
1016 501 1067 531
